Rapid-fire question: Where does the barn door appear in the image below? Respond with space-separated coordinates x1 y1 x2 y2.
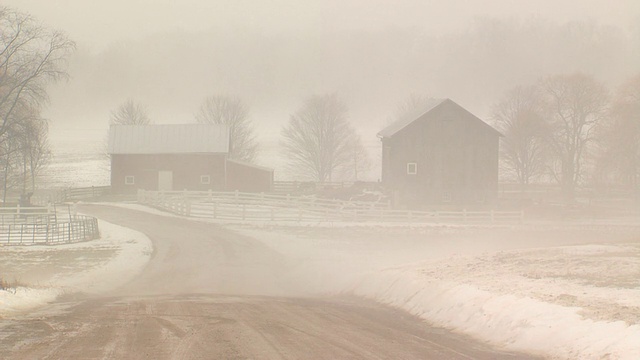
158 171 173 191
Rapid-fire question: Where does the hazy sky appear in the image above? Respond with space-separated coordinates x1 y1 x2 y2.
5 0 639 51
3 0 640 173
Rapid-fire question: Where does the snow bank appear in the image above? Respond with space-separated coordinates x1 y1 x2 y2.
0 219 152 317
349 266 640 359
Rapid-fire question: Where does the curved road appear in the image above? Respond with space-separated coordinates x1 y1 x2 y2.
0 204 536 359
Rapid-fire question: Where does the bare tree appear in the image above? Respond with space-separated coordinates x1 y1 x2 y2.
492 86 549 188
392 93 434 124
340 134 371 181
22 113 50 193
110 99 151 125
539 73 609 201
195 95 258 162
0 6 74 200
0 104 49 202
596 75 640 189
282 94 360 182
1 126 22 202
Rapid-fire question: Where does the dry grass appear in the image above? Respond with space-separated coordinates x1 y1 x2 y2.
0 276 23 291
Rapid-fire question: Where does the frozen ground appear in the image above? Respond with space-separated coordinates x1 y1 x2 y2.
0 219 152 317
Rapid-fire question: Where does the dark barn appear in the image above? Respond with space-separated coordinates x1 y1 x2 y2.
108 124 273 194
378 99 501 208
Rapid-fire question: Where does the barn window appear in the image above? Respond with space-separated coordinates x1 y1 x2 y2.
442 191 452 203
200 175 211 184
407 163 417 175
125 176 135 185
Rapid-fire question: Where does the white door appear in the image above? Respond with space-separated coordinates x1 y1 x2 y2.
158 171 173 191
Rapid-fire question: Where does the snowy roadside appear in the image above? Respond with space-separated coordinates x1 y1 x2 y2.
0 219 152 317
346 244 640 360
227 225 640 359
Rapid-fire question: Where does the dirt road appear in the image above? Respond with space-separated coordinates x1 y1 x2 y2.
0 205 535 359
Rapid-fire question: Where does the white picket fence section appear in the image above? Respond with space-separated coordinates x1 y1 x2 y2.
138 190 525 224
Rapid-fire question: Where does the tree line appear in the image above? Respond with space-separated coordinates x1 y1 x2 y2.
493 73 640 201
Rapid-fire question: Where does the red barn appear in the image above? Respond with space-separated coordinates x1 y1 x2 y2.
378 99 501 208
108 124 273 194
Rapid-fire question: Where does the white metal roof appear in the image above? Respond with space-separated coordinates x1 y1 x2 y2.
108 124 229 154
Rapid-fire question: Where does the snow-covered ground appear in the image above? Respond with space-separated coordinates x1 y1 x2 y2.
0 219 152 317
347 245 640 359
229 224 640 359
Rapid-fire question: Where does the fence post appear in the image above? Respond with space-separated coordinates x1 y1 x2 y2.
16 204 20 215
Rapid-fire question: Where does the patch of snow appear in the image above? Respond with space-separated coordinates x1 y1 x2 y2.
0 287 62 317
50 219 152 293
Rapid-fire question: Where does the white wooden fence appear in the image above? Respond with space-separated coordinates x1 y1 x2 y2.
138 190 524 224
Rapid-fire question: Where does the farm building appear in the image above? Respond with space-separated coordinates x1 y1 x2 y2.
378 98 501 208
108 124 273 194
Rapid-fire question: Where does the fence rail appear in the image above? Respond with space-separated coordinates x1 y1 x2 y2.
0 215 100 245
3 186 112 206
139 190 391 212
61 186 111 201
0 205 54 225
139 190 524 224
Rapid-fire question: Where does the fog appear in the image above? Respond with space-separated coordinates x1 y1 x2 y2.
2 1 640 358
5 0 640 141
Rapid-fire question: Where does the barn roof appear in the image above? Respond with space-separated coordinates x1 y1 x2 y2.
226 158 274 172
108 124 229 154
377 98 501 138
378 98 447 138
